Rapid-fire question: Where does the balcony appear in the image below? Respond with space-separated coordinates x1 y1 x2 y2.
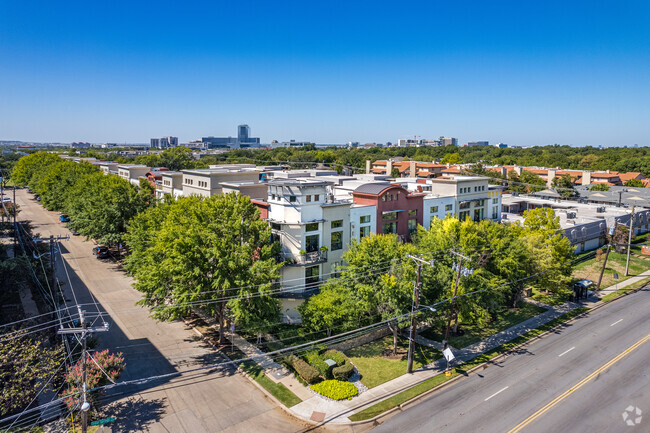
280 250 328 266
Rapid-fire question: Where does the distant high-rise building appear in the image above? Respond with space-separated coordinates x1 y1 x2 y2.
202 124 260 149
150 136 178 148
439 137 458 146
467 141 489 147
238 124 250 142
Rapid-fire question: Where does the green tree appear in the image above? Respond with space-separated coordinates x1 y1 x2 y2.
0 333 63 417
589 183 610 191
390 167 400 178
519 171 546 193
11 153 63 186
507 170 526 193
624 178 645 187
441 152 462 164
125 193 282 343
35 161 100 211
552 174 577 198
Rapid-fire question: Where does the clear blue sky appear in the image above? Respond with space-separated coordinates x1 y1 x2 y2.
1 1 649 146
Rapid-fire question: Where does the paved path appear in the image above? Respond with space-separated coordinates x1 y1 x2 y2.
14 190 316 433
594 269 650 295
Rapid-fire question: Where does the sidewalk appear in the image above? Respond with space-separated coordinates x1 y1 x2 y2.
593 269 650 296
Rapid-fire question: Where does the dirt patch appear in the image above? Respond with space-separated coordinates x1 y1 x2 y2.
381 347 407 360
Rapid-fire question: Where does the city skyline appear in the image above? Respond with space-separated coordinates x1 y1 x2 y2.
1 1 649 146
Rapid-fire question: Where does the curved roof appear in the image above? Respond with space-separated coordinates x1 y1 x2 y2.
353 182 395 195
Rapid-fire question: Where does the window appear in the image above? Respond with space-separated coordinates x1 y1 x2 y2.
305 234 319 252
271 194 276 200
305 223 319 232
306 195 311 202
383 222 397 234
492 198 498 204
445 204 453 211
459 202 470 209
382 195 387 202
271 223 281 231
492 207 498 219
408 210 417 217
305 266 320 286
360 226 371 239
476 200 485 207
474 208 484 221
382 211 398 220
331 231 343 250
331 220 343 228
360 215 371 224
430 206 438 213
289 195 296 202
314 194 320 201
408 219 417 234
459 211 470 220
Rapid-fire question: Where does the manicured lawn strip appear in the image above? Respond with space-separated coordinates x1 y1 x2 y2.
572 251 650 290
601 277 650 303
420 302 548 349
345 336 442 389
530 288 570 306
240 361 302 407
349 307 589 422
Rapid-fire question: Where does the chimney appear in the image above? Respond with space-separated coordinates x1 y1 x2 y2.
365 160 371 174
386 160 393 177
514 165 523 176
500 166 507 178
409 161 417 178
547 169 556 188
582 171 592 186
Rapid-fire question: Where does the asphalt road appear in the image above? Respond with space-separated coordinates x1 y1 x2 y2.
374 283 650 433
14 189 319 433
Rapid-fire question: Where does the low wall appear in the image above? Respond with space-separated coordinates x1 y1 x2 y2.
329 326 391 352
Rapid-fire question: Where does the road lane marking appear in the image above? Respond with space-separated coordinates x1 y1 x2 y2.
484 386 509 401
610 319 623 326
558 347 575 357
507 333 650 433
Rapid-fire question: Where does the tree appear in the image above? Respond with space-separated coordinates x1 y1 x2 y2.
390 167 400 178
624 178 645 187
297 284 359 337
519 171 545 193
125 193 282 343
507 170 527 194
0 333 63 417
552 174 577 198
589 183 610 191
441 152 462 164
35 161 99 211
11 153 62 186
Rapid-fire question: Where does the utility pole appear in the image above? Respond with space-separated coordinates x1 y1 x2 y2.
406 255 435 374
596 244 611 291
58 306 109 433
13 186 16 251
443 251 471 350
625 206 635 276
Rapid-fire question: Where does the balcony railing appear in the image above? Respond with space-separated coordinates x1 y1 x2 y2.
280 250 328 265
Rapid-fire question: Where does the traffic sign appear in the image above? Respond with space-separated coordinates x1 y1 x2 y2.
90 417 115 426
443 347 456 362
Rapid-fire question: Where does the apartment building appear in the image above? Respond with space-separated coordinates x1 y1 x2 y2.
117 164 151 186
180 168 262 197
159 171 184 198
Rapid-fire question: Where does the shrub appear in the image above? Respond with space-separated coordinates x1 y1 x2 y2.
322 350 346 366
332 361 355 381
310 380 358 400
288 356 320 384
304 349 333 379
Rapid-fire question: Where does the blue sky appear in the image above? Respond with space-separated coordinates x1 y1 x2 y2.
1 1 649 146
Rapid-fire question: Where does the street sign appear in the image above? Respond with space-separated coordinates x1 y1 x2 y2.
90 417 115 426
613 273 619 280
443 347 456 362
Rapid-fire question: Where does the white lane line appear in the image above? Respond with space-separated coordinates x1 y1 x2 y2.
558 347 575 357
484 386 509 401
610 319 623 327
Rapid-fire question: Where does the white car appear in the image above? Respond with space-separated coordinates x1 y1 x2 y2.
1 197 11 203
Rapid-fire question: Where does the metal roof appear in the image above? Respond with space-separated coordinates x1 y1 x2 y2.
353 182 394 195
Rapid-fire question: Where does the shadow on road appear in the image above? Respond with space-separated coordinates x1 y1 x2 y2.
102 396 167 432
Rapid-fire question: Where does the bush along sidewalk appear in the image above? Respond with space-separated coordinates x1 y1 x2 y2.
349 307 589 421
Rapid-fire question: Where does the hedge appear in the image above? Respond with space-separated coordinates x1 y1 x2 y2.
332 361 355 381
322 350 346 366
310 380 358 400
305 350 333 379
288 355 320 384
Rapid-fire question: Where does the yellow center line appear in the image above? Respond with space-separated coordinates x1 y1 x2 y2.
507 333 650 433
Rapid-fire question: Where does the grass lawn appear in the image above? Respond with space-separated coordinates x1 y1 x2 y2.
601 276 650 303
240 361 302 407
530 288 571 306
345 336 442 389
349 307 589 421
420 302 547 349
572 250 650 289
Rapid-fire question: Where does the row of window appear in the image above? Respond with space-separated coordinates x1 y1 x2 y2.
270 193 321 203
381 191 401 202
430 204 454 213
459 185 486 194
382 219 418 235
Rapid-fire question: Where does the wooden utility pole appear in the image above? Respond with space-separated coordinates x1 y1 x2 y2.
596 244 611 291
406 255 434 374
625 206 635 276
443 251 470 350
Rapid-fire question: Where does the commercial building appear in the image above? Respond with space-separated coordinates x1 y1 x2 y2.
201 124 260 149
150 137 178 149
467 141 489 147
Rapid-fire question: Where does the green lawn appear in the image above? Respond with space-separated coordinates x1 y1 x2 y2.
345 336 442 388
240 361 302 407
530 288 571 306
572 250 650 289
420 302 547 349
349 307 589 421
601 277 650 303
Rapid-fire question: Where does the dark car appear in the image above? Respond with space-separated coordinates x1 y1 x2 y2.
59 214 70 222
92 245 110 259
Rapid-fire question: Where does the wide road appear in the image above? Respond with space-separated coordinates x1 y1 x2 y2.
374 283 650 433
14 189 321 433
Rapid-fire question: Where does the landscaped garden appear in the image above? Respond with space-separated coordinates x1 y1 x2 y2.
419 301 547 349
344 336 442 388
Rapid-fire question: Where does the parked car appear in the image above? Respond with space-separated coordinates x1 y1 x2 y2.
92 245 110 259
1 197 11 203
59 214 70 222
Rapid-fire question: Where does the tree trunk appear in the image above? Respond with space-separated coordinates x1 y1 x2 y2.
388 322 398 355
218 300 226 345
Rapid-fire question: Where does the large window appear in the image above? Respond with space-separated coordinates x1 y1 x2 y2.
382 211 398 220
475 200 485 207
383 222 397 234
408 219 417 234
360 215 371 223
492 207 498 219
331 220 343 228
492 198 499 204
459 211 470 221
459 201 470 209
445 204 453 211
289 195 296 202
271 223 281 231
306 195 311 202
360 226 371 239
305 223 319 231
305 234 319 253
330 231 343 251
408 209 417 217
474 208 484 221
430 206 438 213
305 266 320 287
